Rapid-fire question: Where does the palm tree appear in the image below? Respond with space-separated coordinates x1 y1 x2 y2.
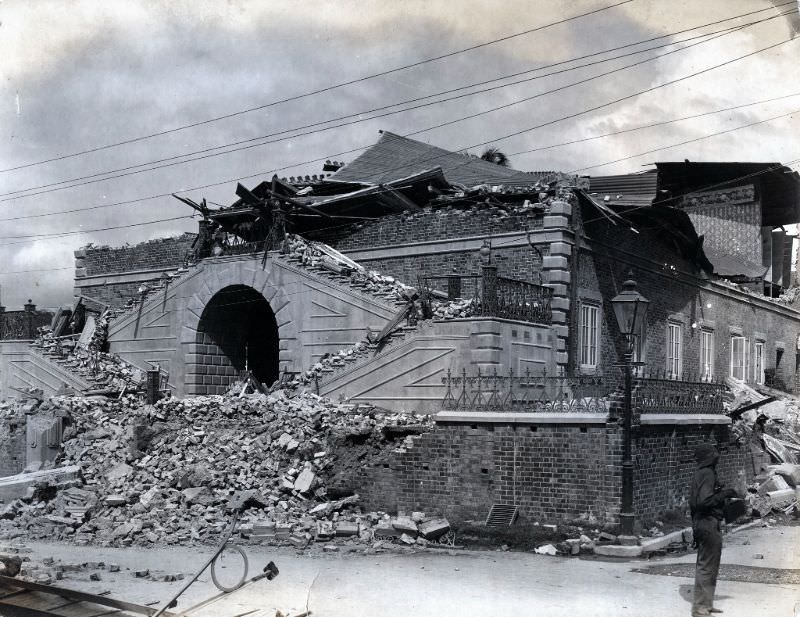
480 147 510 168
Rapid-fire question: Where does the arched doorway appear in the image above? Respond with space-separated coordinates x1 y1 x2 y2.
194 285 280 393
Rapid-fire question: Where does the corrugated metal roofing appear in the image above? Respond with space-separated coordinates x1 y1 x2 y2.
588 171 658 196
331 131 552 186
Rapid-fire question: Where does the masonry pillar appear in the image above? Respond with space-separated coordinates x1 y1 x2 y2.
541 200 573 371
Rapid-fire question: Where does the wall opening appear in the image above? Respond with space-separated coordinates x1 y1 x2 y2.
194 285 280 393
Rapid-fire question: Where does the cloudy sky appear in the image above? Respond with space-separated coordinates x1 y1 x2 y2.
0 0 798 308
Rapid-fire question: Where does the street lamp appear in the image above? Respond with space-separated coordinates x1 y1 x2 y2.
610 275 649 538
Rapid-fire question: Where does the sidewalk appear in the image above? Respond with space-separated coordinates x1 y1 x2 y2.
7 524 798 617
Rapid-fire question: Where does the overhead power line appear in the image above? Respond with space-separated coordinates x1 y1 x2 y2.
506 91 800 158
1 6 794 203
570 108 800 173
0 29 794 246
0 0 636 175
2 7 792 210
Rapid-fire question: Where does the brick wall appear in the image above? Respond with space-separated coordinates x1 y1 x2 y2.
346 419 745 527
74 233 197 307
634 425 747 524
0 415 26 477
78 233 197 276
349 421 621 525
310 208 544 250
309 208 547 289
577 206 800 389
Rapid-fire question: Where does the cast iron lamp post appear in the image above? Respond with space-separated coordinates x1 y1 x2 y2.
610 275 649 537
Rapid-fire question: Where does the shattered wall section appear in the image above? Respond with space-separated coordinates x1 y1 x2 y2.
74 233 197 307
0 411 26 477
349 421 622 525
312 208 548 288
348 419 747 527
312 208 544 250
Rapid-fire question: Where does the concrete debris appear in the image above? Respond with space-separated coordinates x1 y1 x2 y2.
32 309 148 394
768 463 800 487
534 544 557 556
0 390 446 552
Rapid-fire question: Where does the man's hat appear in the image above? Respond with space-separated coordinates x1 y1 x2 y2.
694 443 719 464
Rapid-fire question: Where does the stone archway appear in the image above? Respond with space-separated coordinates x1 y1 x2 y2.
190 285 280 393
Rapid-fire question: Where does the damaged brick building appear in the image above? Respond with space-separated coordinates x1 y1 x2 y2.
2 130 799 527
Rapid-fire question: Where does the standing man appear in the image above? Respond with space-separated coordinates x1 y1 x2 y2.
689 443 738 617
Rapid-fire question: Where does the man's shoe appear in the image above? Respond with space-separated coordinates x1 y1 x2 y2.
692 611 712 617
709 610 723 614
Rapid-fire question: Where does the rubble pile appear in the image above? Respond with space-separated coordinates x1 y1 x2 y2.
726 379 800 517
32 312 147 394
285 234 414 303
431 297 478 320
0 391 440 550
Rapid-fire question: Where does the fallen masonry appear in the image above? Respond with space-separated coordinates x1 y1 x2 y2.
0 390 458 555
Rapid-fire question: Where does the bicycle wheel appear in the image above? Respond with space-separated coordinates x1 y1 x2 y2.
210 544 249 592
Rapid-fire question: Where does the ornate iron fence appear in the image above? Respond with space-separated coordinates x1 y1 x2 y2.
441 368 608 413
441 368 728 415
419 271 552 325
633 371 726 415
491 276 553 324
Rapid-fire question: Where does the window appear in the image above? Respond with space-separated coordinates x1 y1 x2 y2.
667 323 683 379
730 336 750 381
754 342 765 385
579 304 600 369
700 330 714 381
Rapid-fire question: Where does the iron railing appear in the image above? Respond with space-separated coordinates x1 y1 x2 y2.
490 276 553 324
441 368 608 413
441 368 728 414
419 270 552 325
633 371 726 415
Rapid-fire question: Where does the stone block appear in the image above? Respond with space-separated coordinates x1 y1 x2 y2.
759 475 790 495
374 522 401 538
545 283 568 297
769 464 800 487
767 488 796 509
392 516 418 535
547 241 572 256
543 215 570 229
542 256 569 270
550 297 570 312
545 270 571 285
293 469 316 494
549 201 572 216
418 518 450 540
335 522 359 537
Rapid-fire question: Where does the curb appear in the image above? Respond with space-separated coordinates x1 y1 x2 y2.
593 527 692 558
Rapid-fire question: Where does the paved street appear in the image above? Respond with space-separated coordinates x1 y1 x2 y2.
13 524 799 617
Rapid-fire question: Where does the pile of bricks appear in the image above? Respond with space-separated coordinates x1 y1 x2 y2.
0 390 445 550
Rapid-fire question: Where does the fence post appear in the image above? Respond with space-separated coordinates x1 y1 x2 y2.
481 264 498 316
447 271 462 300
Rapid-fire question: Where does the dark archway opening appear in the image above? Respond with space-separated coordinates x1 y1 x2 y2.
196 285 280 391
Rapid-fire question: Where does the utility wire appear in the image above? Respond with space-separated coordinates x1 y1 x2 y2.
505 91 800 158
0 29 794 246
0 0 636 174
2 6 791 200
4 90 799 225
2 7 794 203
569 108 799 173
